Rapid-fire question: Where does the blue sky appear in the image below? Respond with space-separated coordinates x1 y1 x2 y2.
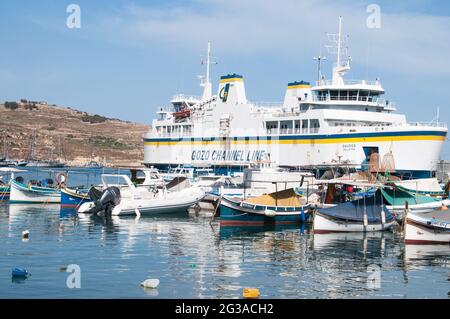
0 0 449 158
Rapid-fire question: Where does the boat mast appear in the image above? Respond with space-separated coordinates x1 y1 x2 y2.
200 41 217 101
337 16 342 67
313 54 326 85
29 129 36 161
328 16 350 85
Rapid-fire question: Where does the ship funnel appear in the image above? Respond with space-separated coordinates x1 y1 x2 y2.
282 81 311 108
217 74 247 105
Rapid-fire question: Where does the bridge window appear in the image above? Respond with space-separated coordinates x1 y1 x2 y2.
294 120 301 133
310 119 320 133
339 91 349 101
349 91 358 101
301 120 309 134
266 121 278 135
330 90 339 101
359 90 369 102
280 121 293 134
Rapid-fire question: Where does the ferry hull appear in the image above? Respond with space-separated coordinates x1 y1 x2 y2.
144 129 446 176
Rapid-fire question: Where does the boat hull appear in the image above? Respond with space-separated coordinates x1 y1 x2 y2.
405 213 450 244
144 128 447 178
61 188 90 208
387 199 450 215
313 211 396 233
219 197 311 226
0 185 10 200
10 181 60 204
112 188 206 216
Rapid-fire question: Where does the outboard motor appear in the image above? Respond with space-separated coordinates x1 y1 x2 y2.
78 186 121 215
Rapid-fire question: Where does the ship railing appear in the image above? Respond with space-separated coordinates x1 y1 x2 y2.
407 122 448 128
171 94 201 102
313 96 395 106
316 79 381 86
251 101 283 108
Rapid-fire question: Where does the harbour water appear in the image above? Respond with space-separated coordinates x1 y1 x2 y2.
0 168 448 299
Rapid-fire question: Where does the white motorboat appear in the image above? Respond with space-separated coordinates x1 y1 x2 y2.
78 174 206 216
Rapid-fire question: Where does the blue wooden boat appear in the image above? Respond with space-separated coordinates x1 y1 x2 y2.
219 188 311 225
61 187 90 208
0 184 10 200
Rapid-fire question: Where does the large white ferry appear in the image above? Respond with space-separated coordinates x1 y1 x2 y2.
144 17 447 178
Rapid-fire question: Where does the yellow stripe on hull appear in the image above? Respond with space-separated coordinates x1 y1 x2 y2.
219 78 243 83
144 135 445 146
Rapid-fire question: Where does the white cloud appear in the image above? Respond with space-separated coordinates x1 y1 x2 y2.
92 0 450 78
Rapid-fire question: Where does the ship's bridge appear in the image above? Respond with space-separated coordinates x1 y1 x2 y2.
305 79 396 113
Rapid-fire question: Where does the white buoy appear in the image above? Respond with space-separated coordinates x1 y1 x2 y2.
140 279 160 289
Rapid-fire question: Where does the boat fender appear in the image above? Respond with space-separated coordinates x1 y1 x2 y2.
141 279 160 289
264 209 276 217
363 214 368 228
381 209 386 225
300 208 305 222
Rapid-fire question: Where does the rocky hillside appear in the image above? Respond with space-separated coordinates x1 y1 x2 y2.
0 101 150 167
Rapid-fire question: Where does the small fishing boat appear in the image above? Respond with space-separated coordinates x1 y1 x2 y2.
381 188 450 220
219 188 311 226
78 174 205 216
10 177 61 204
0 182 9 201
61 187 90 208
404 208 450 244
394 178 446 197
0 167 27 201
314 190 395 233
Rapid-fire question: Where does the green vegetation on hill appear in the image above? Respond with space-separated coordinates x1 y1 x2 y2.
88 135 131 150
81 113 108 124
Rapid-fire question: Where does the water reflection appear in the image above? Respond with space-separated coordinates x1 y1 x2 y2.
403 244 450 269
1 202 450 298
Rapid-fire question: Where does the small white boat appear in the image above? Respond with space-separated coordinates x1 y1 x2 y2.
314 191 396 233
78 174 205 216
10 178 60 204
386 200 450 215
404 209 450 244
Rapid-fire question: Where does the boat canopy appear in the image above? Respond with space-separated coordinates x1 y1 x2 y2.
381 188 439 206
245 188 306 207
393 178 445 196
319 191 394 223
